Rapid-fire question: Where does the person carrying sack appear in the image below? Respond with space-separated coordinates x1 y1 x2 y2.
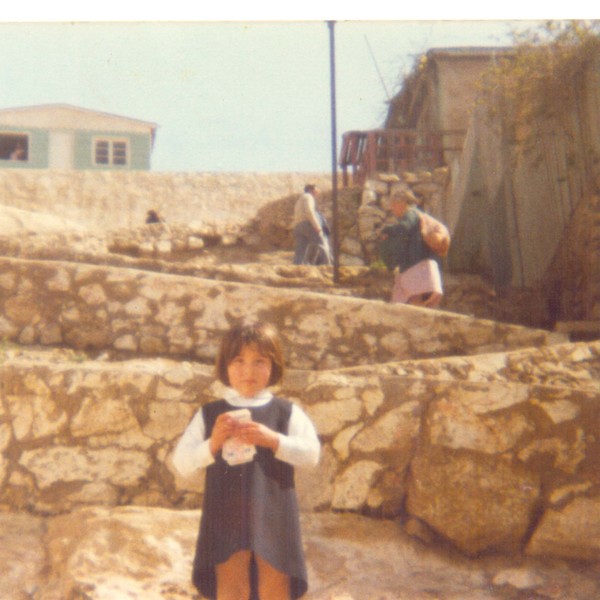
378 188 448 308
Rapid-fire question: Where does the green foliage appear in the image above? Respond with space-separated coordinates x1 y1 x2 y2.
388 54 430 128
479 20 600 141
369 259 387 271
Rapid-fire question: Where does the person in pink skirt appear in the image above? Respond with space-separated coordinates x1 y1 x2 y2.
379 188 443 308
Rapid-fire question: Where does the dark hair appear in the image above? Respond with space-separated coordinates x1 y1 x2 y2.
146 209 161 224
215 322 285 387
304 184 317 194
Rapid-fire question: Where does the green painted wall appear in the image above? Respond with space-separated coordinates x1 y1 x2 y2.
75 130 152 170
0 126 152 171
0 127 48 168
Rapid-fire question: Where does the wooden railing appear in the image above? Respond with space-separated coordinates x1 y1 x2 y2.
339 129 447 186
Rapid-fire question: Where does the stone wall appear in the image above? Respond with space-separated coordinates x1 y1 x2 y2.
446 57 600 320
0 167 447 269
1 340 599 561
1 251 597 562
1 167 598 568
0 169 331 233
542 183 600 322
355 170 449 265
0 257 564 369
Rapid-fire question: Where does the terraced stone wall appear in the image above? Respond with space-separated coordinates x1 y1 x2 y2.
0 257 564 369
0 346 599 562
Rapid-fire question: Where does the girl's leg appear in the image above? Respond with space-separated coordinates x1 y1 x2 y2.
255 554 291 600
215 550 252 600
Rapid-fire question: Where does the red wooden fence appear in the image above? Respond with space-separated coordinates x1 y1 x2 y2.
339 129 446 186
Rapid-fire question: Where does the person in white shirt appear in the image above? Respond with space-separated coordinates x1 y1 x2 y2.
292 184 330 265
172 322 320 600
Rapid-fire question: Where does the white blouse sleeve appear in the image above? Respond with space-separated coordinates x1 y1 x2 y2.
171 408 215 477
274 404 320 468
173 402 320 474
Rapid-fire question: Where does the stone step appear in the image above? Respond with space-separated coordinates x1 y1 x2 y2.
334 339 600 394
0 256 567 371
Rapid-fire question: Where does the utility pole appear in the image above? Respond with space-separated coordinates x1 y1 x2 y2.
327 20 340 284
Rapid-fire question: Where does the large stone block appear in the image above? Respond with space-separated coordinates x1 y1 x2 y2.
526 497 600 561
406 446 540 555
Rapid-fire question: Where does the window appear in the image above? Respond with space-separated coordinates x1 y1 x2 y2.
113 141 127 165
0 133 29 161
94 138 129 166
95 140 110 164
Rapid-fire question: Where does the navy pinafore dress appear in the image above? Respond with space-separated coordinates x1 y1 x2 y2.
192 397 308 599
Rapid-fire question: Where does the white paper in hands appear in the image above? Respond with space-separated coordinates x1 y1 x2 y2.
222 409 256 466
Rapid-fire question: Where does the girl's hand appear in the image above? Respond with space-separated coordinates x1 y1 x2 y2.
209 413 238 456
234 421 280 452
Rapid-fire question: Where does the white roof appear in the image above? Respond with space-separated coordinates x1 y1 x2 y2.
0 104 158 139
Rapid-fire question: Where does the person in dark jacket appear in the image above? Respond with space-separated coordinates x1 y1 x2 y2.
379 188 443 308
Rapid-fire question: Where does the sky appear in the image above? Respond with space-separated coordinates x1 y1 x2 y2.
0 10 585 173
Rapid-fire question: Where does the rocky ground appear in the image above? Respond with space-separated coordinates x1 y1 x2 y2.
0 202 599 599
2 507 600 600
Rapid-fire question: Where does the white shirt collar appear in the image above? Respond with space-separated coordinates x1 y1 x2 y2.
223 388 273 407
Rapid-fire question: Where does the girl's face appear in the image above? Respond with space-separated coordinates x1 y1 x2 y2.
227 343 273 398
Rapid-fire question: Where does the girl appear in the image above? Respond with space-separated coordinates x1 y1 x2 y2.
173 322 320 600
